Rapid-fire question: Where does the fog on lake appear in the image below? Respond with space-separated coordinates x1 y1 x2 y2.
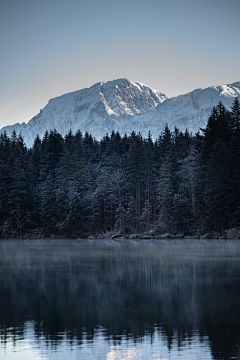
0 239 240 360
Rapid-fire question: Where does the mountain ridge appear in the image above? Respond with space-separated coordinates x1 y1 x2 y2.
1 78 240 147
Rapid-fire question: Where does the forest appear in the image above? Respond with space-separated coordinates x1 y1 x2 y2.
0 99 239 238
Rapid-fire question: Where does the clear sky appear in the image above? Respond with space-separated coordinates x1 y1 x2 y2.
0 0 239 128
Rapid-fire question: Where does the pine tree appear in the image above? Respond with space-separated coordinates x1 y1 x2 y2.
125 132 145 231
157 154 174 233
115 203 126 234
230 97 240 131
39 174 56 234
140 200 151 232
125 196 137 233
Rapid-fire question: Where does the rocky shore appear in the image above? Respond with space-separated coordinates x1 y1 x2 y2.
2 228 240 240
87 228 240 240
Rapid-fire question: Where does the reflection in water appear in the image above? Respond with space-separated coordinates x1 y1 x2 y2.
1 321 212 360
0 239 240 360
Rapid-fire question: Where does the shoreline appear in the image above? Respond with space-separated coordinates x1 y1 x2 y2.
1 228 240 240
0 236 239 241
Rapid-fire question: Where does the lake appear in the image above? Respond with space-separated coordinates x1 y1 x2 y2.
0 239 240 360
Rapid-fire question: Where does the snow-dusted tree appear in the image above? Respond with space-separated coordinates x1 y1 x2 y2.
125 196 137 233
125 132 145 230
157 154 174 233
94 167 114 231
178 146 196 206
57 185 82 237
230 97 240 131
83 189 101 235
115 203 126 234
94 167 128 232
39 174 56 234
6 134 33 236
202 140 231 232
140 200 151 232
172 145 197 233
0 132 12 232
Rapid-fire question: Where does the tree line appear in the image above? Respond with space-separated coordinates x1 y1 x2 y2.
0 98 240 238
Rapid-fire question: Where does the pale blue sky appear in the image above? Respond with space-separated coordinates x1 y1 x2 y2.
0 0 239 127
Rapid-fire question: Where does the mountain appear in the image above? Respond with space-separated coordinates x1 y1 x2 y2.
1 78 240 147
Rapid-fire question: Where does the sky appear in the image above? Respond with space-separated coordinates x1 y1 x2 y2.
0 0 240 128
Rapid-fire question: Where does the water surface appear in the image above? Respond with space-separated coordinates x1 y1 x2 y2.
0 239 240 359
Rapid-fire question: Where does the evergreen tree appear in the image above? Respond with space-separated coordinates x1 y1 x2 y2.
125 196 137 233
140 200 151 232
157 154 174 233
115 203 126 234
39 174 56 234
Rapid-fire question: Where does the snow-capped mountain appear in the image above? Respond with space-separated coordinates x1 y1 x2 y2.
1 78 240 147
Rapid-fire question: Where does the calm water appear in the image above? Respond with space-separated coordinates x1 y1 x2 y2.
0 239 240 360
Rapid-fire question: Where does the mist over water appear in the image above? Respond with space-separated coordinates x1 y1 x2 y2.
0 239 240 360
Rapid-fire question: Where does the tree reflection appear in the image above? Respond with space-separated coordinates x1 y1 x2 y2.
0 239 239 360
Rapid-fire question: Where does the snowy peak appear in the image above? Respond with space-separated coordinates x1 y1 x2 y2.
226 82 240 95
171 82 240 106
97 79 167 116
1 79 239 147
44 78 167 118
164 82 240 121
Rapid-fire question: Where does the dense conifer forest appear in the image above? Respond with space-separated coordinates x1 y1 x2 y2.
0 99 240 238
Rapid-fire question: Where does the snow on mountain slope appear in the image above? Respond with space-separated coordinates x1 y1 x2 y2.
1 79 239 147
157 82 240 132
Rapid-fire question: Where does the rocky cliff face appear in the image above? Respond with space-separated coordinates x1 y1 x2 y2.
1 78 240 147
